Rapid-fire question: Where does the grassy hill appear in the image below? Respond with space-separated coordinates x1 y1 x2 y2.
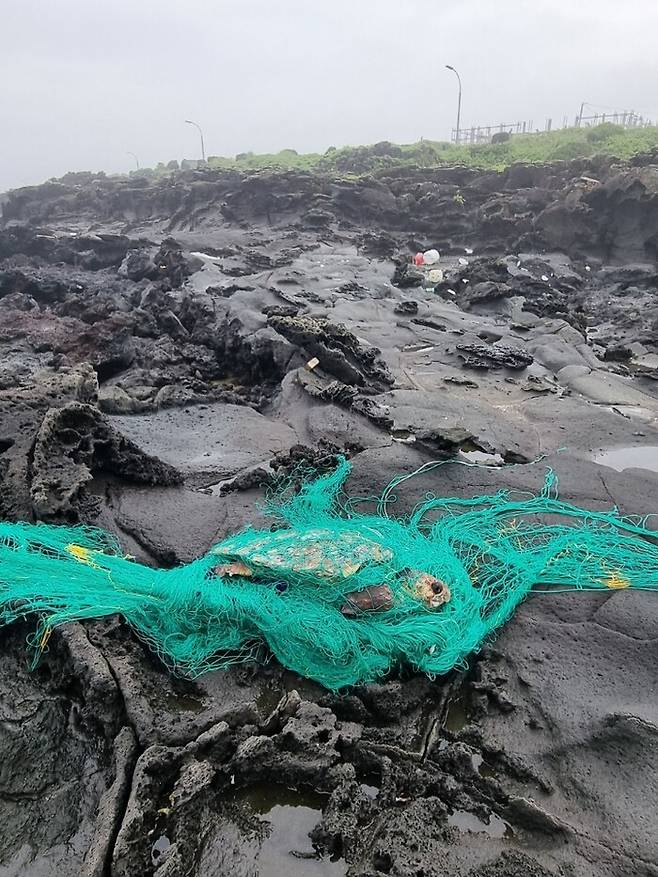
196 123 658 175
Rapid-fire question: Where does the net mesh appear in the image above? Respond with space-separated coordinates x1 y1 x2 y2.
1 457 657 690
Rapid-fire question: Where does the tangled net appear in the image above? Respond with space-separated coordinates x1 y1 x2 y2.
1 457 657 690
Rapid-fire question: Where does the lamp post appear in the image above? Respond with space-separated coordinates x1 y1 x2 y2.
127 151 140 170
185 119 206 162
445 65 462 145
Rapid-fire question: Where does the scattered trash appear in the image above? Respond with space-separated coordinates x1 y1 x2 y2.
541 274 549 281
306 357 320 371
405 252 442 289
461 279 469 284
458 257 469 266
585 265 591 272
447 288 457 296
464 247 474 255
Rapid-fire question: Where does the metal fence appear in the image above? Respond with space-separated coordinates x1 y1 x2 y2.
577 111 651 128
452 109 654 145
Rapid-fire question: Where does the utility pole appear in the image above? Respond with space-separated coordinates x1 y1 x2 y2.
127 151 140 170
185 119 206 162
445 65 462 145
577 102 586 127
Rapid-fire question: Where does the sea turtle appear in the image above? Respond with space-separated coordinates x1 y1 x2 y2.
211 527 450 615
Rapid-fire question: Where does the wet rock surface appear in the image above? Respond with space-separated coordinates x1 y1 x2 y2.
1 160 658 876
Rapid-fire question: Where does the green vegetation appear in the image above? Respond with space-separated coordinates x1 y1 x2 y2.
135 124 658 181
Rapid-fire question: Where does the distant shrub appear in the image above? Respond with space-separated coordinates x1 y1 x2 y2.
550 139 594 160
371 141 403 157
469 142 511 164
585 123 625 143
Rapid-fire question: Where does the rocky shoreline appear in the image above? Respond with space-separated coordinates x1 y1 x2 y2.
1 159 657 876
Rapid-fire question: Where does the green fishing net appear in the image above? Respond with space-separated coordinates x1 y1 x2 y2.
1 457 657 690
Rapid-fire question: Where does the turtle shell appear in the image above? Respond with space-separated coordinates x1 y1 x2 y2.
212 527 392 580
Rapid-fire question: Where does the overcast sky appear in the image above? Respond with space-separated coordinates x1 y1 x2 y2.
2 0 657 192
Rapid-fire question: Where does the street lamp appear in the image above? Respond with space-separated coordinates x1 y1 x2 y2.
185 119 206 162
445 65 462 145
127 151 140 170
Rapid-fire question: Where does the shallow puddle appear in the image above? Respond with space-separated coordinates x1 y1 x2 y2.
163 692 206 713
448 809 515 840
233 782 328 816
255 683 285 716
151 834 171 867
592 446 658 473
444 693 470 733
409 698 440 752
469 750 498 778
255 672 323 717
212 783 346 877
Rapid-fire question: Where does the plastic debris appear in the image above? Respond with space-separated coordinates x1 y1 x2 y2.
464 247 474 255
423 249 440 265
306 357 320 371
414 252 425 266
541 274 550 282
458 257 469 266
428 268 444 284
